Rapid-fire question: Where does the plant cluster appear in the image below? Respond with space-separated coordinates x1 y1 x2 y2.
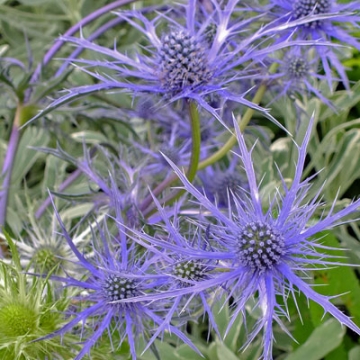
1 0 360 359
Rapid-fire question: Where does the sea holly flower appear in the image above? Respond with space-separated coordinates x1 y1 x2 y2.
119 197 222 354
10 199 102 276
267 47 336 108
38 192 197 360
198 158 249 207
117 116 360 359
268 0 360 89
36 143 145 226
136 123 192 178
26 0 293 130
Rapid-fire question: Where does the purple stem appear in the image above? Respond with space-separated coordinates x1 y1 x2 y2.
139 173 177 213
2 1 137 238
30 0 136 85
0 120 20 240
35 168 83 219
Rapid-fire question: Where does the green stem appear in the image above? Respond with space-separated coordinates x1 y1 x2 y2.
186 101 201 182
141 63 279 216
143 100 201 215
198 82 267 170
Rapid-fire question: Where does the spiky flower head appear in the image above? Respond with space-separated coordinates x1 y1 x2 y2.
158 30 212 93
27 0 289 130
136 124 192 178
267 47 335 107
236 221 286 272
117 116 360 359
39 191 198 360
0 234 75 360
210 171 247 205
199 157 249 207
286 55 309 79
37 143 144 227
12 204 96 276
102 273 139 301
121 199 222 353
174 260 208 283
268 0 360 89
293 0 332 28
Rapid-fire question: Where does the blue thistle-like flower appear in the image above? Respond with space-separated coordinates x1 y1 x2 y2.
120 198 222 354
293 0 332 26
268 0 360 88
13 205 99 276
157 30 213 93
38 192 196 360
136 124 192 177
26 0 292 130
39 143 145 226
267 47 336 108
198 158 249 207
116 116 360 359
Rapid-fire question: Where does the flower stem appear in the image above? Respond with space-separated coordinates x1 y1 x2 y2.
186 101 201 183
198 82 267 170
141 64 278 215
0 104 23 255
165 100 201 205
142 100 201 215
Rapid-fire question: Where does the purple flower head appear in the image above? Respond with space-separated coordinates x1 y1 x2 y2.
136 123 192 178
120 197 223 353
268 0 360 89
27 0 292 130
199 157 249 207
41 142 145 227
267 47 336 108
116 116 360 358
39 193 197 360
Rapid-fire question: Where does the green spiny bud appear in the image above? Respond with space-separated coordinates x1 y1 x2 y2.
0 303 37 337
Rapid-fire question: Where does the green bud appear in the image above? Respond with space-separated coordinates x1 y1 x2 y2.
0 303 37 337
33 245 63 274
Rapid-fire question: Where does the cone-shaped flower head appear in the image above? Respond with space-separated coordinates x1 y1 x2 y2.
268 0 360 88
158 30 212 93
266 47 335 107
293 0 332 28
0 234 75 359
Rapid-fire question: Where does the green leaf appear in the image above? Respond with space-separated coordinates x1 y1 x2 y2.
215 341 239 360
349 346 360 360
175 344 204 360
324 342 347 360
71 130 109 144
12 126 50 185
212 295 230 337
223 310 243 352
309 232 360 327
41 156 67 193
61 203 94 220
2 231 20 268
139 341 180 360
19 0 53 5
284 319 345 360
